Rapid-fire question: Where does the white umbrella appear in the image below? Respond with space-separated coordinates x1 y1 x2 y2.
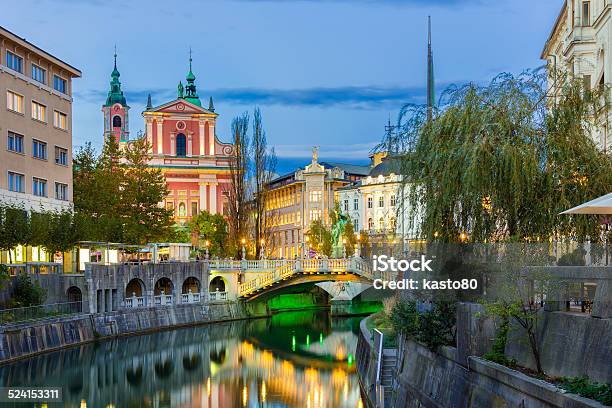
560 193 612 215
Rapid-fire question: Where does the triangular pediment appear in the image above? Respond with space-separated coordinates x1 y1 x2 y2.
148 99 216 115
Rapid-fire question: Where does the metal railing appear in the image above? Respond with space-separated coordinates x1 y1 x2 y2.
0 301 87 324
4 262 63 276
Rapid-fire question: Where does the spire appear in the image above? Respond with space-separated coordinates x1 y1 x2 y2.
208 96 215 112
427 16 435 122
181 48 202 106
105 47 127 107
146 94 153 110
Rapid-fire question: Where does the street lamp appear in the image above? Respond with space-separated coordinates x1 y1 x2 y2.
205 240 210 260
342 238 347 259
303 235 310 259
241 238 246 260
355 233 361 258
460 232 468 242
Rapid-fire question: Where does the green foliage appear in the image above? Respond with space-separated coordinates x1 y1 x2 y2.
395 70 612 243
559 377 612 405
190 211 230 257
11 273 46 307
483 315 516 367
307 219 332 257
73 137 174 244
557 247 587 266
0 264 9 290
390 300 456 351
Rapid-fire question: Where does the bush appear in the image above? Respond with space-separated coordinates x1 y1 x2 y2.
483 315 516 367
559 377 612 405
390 300 456 351
11 273 46 307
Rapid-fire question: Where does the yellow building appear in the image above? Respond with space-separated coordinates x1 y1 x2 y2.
264 148 369 258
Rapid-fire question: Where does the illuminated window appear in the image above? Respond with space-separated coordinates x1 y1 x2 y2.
7 91 24 113
379 217 385 230
368 218 373 229
379 196 384 208
178 202 186 217
309 190 322 203
32 101 46 122
310 209 322 221
54 111 67 130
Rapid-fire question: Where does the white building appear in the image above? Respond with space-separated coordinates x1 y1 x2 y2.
338 153 421 243
543 0 612 152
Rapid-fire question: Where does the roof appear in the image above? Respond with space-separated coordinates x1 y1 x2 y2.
145 98 216 115
320 161 370 176
0 25 81 77
369 156 402 177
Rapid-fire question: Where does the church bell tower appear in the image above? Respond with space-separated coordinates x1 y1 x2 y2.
102 50 129 144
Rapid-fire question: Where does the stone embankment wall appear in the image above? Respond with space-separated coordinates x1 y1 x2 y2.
0 301 268 363
357 302 610 408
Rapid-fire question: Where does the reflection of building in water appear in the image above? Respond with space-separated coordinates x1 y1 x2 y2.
0 317 363 408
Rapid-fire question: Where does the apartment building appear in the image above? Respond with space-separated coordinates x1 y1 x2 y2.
543 0 612 152
0 25 81 213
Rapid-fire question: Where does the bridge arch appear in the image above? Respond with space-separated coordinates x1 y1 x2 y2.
66 286 83 312
209 276 226 292
126 278 145 298
154 359 173 379
182 277 200 294
154 277 174 296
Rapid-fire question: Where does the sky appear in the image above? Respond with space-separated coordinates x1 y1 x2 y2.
3 0 561 173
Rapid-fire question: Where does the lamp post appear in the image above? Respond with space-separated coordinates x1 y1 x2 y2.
355 233 361 258
342 238 347 259
205 240 210 260
241 238 246 260
303 235 310 259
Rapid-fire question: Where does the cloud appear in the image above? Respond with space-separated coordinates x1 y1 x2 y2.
75 85 427 109
274 142 377 158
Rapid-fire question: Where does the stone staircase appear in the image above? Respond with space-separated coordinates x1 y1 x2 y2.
381 350 397 406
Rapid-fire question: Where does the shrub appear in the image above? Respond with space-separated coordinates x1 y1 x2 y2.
11 273 46 307
390 300 456 351
559 377 612 406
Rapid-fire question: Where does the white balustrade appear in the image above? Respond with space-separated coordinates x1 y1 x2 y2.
209 291 228 301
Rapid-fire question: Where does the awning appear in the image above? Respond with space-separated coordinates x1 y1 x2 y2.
560 193 612 215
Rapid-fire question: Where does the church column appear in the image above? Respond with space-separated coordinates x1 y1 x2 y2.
210 183 217 214
187 134 193 157
146 118 153 153
199 121 205 156
156 119 164 155
199 182 207 212
209 122 215 155
170 133 175 156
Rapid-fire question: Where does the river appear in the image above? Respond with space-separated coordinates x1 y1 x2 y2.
0 310 366 408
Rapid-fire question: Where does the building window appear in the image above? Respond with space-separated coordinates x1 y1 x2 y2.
55 182 68 201
7 91 24 113
368 217 373 229
8 131 24 153
582 1 590 26
112 115 122 128
354 219 359 232
343 199 349 212
32 177 47 197
354 198 359 210
33 139 47 160
55 146 68 165
166 201 174 211
53 75 67 94
8 172 25 193
191 202 198 216
6 51 23 73
176 133 186 157
390 194 396 207
310 209 322 221
32 101 47 122
31 64 46 84
379 196 384 208
54 111 67 130
379 217 385 230
367 196 373 209
390 217 397 230
309 190 322 203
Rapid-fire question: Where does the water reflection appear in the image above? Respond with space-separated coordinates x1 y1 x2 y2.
0 310 365 408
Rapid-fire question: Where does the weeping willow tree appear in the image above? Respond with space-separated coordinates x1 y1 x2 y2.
386 69 612 243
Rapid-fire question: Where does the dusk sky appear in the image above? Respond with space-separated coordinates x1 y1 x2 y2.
4 0 561 173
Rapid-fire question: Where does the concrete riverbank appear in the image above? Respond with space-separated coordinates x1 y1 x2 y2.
0 301 269 363
356 303 610 408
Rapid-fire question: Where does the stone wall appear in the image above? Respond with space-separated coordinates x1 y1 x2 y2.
0 273 86 306
505 311 612 384
0 301 269 363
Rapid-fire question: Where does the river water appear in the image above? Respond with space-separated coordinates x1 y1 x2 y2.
0 310 366 408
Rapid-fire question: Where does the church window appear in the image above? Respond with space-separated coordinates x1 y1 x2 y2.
176 133 186 157
112 115 122 128
178 202 186 217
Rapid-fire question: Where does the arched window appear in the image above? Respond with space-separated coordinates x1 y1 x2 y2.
368 218 373 230
379 217 385 230
112 115 122 128
178 202 186 217
176 133 186 157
